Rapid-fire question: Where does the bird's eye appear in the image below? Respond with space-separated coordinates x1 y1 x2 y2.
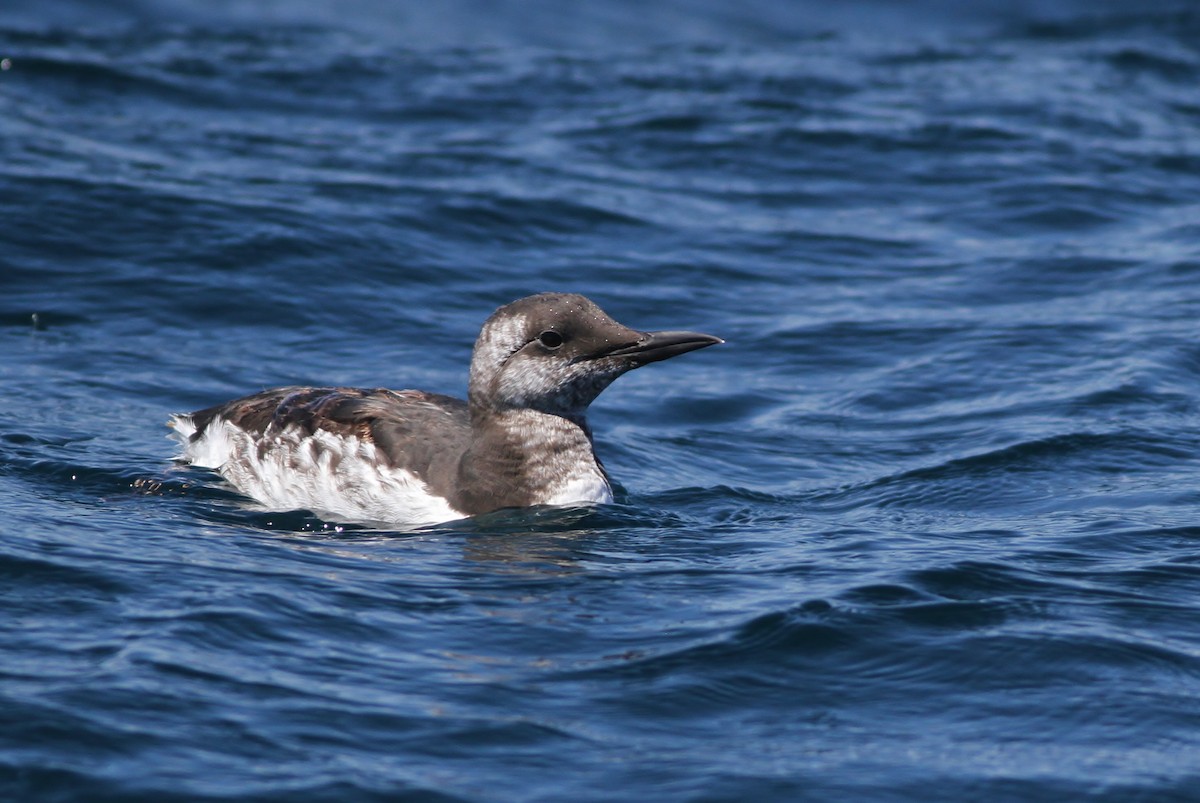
538 330 564 349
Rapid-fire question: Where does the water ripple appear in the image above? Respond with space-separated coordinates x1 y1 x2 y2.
4 6 1200 801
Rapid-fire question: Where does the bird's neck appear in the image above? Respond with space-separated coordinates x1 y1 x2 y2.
453 407 609 515
487 407 596 455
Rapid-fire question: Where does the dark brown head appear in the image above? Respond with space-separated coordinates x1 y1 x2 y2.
467 292 721 417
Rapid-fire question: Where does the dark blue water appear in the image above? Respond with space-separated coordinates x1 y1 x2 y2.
4 2 1200 800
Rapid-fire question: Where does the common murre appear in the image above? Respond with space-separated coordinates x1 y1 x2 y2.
169 293 721 527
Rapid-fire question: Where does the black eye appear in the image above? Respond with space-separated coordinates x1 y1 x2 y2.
538 330 564 349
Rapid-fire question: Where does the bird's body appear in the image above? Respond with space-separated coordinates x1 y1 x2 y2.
170 293 720 527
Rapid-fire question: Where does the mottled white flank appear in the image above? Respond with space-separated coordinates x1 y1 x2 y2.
169 414 464 527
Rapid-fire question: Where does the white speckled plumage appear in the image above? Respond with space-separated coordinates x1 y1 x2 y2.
171 415 466 526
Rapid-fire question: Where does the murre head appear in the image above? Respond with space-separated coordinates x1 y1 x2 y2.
468 292 721 417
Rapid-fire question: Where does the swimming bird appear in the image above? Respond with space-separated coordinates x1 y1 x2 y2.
169 292 721 527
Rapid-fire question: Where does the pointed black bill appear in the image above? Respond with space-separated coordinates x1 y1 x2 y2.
603 329 724 366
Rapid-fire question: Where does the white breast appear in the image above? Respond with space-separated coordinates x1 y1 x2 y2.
540 468 614 507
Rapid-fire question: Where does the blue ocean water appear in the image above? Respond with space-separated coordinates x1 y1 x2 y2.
3 1 1200 800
